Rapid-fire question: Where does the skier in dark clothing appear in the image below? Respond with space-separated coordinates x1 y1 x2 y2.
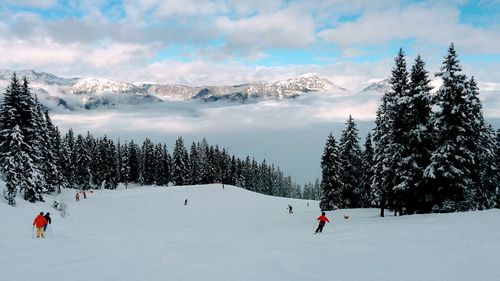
288 205 293 214
43 212 52 232
315 212 330 234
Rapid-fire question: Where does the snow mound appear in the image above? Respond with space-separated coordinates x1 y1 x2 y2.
1 184 499 281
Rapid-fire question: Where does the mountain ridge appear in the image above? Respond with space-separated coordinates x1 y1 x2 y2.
0 69 380 110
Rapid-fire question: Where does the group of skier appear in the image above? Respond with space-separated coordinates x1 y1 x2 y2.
75 191 87 201
32 212 52 239
32 190 333 240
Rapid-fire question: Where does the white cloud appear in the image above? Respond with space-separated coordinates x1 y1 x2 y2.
86 43 155 67
215 7 316 55
0 39 80 65
319 3 500 54
2 0 57 8
155 0 226 18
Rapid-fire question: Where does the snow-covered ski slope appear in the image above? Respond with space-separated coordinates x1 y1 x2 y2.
1 184 499 281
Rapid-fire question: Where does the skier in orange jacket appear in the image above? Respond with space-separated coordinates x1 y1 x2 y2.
33 212 47 238
315 212 330 234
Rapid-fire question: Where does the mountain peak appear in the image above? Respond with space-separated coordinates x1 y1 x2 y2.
361 78 391 92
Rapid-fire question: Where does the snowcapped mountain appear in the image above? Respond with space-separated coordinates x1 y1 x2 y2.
0 69 347 110
360 78 391 93
71 77 138 95
0 69 78 86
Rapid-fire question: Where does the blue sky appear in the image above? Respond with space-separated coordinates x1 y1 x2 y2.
0 0 498 90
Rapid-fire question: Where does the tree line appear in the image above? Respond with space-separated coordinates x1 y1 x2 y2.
0 74 302 206
320 44 500 215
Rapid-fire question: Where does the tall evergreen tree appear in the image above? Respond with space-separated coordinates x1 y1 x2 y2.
372 49 409 216
141 138 155 185
465 78 498 209
63 129 76 188
74 134 91 189
361 133 374 207
0 74 41 202
319 133 342 210
338 115 363 208
172 137 189 186
189 142 202 185
424 44 477 211
128 141 140 182
393 55 433 214
120 142 130 188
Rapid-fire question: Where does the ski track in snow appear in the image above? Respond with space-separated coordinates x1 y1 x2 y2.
1 184 499 281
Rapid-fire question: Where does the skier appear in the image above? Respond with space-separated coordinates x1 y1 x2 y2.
184 198 188 205
315 212 330 234
288 205 293 214
83 191 87 199
33 212 47 239
43 212 52 232
75 192 80 202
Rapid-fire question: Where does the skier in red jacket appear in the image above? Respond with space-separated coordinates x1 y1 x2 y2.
33 212 48 238
315 212 330 234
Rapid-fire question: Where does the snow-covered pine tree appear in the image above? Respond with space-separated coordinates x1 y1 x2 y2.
228 156 238 186
52 126 69 193
319 133 342 211
338 115 364 208
85 132 98 188
302 182 314 200
74 134 91 189
220 148 231 187
393 55 434 214
152 143 165 186
39 109 59 193
242 156 252 190
465 78 498 209
234 158 245 187
372 49 408 216
361 133 374 207
386 49 411 215
127 140 141 182
120 142 130 188
313 178 321 200
141 138 155 185
162 144 172 185
172 137 189 186
100 136 118 189
424 44 477 212
189 142 202 185
0 74 41 202
197 139 210 184
250 158 259 192
2 125 28 205
63 129 76 189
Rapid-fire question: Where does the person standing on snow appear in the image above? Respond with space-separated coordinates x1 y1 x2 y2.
75 192 80 201
288 205 293 214
83 191 87 199
33 212 47 239
43 212 52 232
315 212 330 234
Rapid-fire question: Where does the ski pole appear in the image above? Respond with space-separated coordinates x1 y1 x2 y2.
32 226 34 239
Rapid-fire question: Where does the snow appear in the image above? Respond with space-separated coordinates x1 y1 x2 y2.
1 184 499 281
